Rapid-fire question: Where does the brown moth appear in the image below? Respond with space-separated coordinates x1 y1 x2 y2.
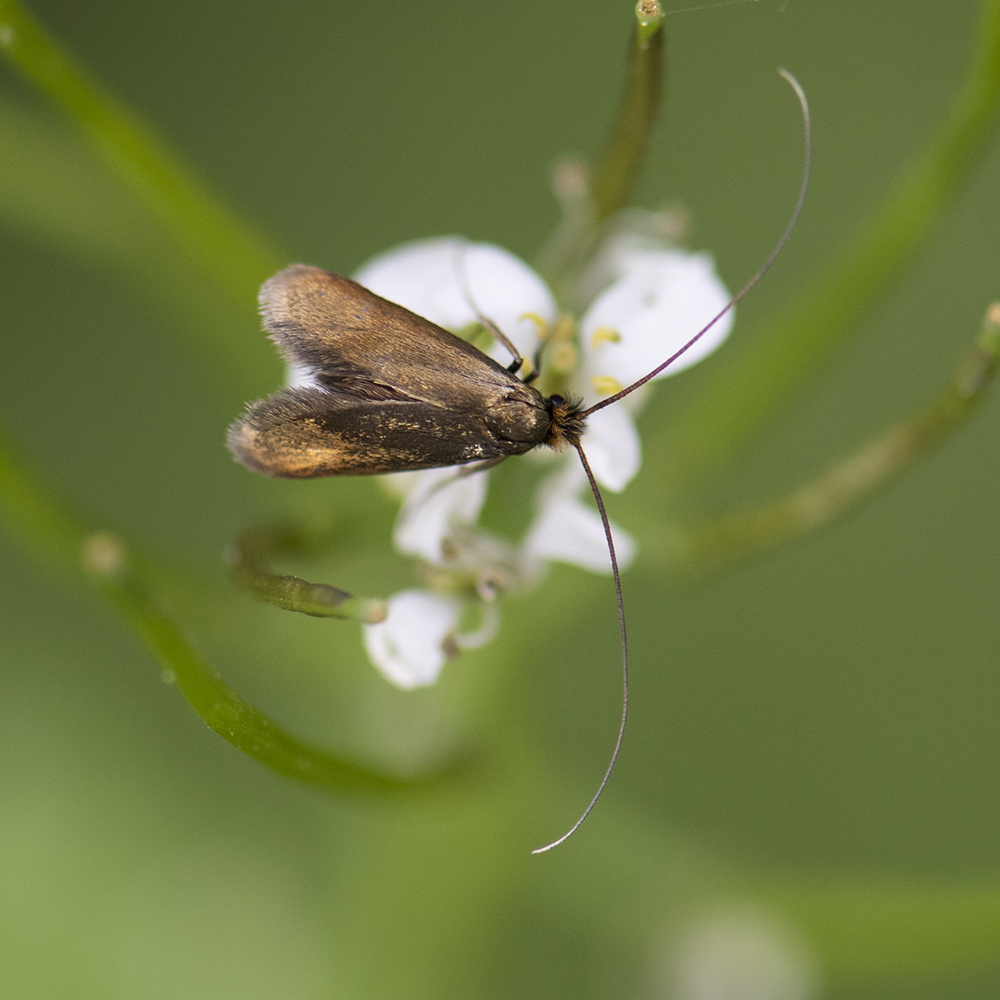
227 265 584 478
227 263 627 855
228 71 809 853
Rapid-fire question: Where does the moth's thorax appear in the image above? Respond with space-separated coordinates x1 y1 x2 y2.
483 385 552 448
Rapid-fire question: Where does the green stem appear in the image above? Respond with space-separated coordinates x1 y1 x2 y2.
0 431 456 795
0 0 283 306
228 525 388 623
537 1 665 299
771 877 1000 977
667 304 1000 575
650 0 1000 501
590 1 665 222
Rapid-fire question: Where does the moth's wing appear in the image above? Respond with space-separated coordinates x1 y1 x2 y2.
259 265 522 409
227 386 537 477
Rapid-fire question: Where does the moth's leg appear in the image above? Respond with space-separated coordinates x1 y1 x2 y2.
530 338 547 382
413 457 508 506
476 313 538 380
226 525 386 623
453 455 507 479
452 242 535 379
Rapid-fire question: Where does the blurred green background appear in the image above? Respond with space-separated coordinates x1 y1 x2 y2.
2 1 1000 997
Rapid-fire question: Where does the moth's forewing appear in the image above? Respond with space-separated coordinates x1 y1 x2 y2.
228 387 546 477
261 266 528 407
228 265 553 477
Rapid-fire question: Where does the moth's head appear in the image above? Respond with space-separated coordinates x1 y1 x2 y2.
543 394 585 451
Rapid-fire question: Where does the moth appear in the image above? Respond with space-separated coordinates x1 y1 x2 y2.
228 72 809 854
227 265 585 479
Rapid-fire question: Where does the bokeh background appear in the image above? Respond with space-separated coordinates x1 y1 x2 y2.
2 1 1000 997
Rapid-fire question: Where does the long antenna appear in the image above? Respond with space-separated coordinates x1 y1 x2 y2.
581 68 812 419
532 442 629 854
533 69 812 854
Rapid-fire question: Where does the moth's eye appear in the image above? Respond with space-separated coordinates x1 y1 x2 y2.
549 395 565 407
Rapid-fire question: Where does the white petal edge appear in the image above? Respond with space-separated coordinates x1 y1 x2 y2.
362 589 463 689
524 479 635 575
581 250 733 389
353 237 555 365
579 404 641 493
392 467 489 564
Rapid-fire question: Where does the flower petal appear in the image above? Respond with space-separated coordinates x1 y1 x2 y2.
581 250 732 391
579 404 641 493
524 466 635 574
391 467 489 565
354 237 555 365
362 589 463 689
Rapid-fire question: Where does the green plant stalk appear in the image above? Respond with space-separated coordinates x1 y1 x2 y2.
0 431 449 795
0 98 278 397
590 1 665 221
668 304 1000 574
0 0 283 306
652 0 1000 502
771 878 1000 977
537 1 664 298
228 525 388 622
0 1 464 799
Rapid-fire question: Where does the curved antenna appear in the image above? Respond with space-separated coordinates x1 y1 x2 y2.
581 68 812 419
533 70 811 853
532 442 628 854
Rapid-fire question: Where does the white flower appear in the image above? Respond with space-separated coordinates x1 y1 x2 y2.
570 402 640 494
362 588 501 689
350 233 731 687
363 589 462 689
523 460 636 574
355 237 553 367
390 466 488 565
581 247 733 390
659 906 818 1000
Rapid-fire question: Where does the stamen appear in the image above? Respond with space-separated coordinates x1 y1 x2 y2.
590 326 622 348
592 375 624 396
520 312 551 339
551 314 576 342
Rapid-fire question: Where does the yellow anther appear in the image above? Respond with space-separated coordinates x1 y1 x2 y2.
519 312 550 340
590 326 622 348
591 375 624 396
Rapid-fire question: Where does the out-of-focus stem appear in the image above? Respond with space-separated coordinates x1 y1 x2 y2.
537 1 665 300
590 0 665 221
228 525 387 623
0 0 283 306
651 0 1000 502
0 431 446 795
669 304 1000 575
